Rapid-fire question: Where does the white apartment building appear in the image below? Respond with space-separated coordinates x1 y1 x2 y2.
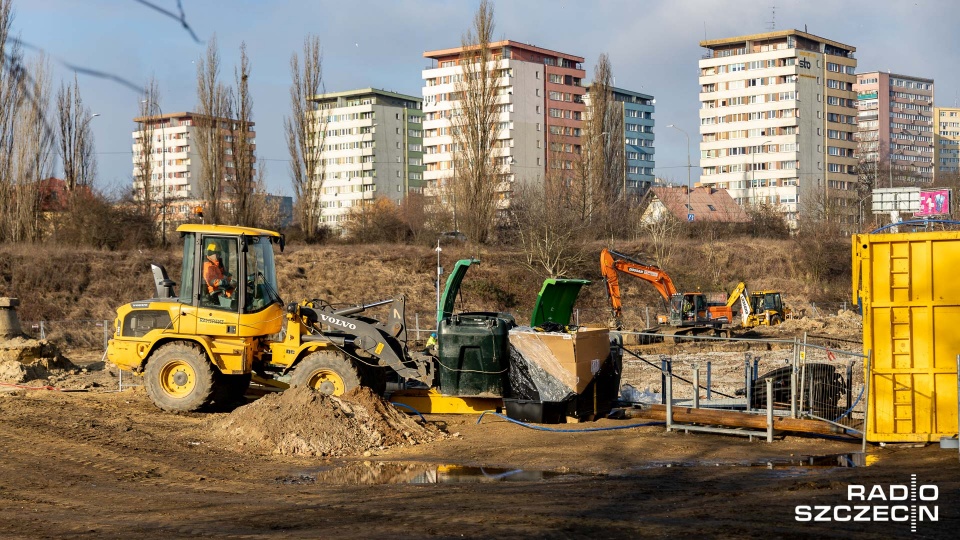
132 111 255 222
422 41 587 210
310 88 424 230
698 30 859 226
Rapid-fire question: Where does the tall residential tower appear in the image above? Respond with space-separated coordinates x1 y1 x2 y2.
422 40 586 209
132 111 255 223
854 72 934 185
934 107 960 178
309 88 424 231
698 30 858 226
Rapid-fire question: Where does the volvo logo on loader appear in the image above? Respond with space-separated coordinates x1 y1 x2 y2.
320 313 357 330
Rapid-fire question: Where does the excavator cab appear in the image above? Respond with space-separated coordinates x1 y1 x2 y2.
668 293 709 326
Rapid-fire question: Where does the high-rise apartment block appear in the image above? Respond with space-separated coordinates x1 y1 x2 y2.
422 41 586 207
583 86 657 199
132 112 255 222
854 72 934 184
698 30 858 225
309 88 424 229
615 87 656 195
934 107 960 177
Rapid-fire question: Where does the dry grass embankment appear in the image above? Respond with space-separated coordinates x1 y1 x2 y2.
0 234 852 336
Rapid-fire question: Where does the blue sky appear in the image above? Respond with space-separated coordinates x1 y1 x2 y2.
10 0 960 196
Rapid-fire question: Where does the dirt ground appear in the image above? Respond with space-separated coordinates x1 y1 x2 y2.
0 325 957 538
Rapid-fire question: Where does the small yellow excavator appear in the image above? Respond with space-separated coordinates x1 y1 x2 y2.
726 281 790 327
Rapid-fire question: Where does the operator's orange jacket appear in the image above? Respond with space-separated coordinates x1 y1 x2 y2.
203 260 233 298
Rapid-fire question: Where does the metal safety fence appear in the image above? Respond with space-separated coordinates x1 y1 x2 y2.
616 331 866 441
22 319 112 350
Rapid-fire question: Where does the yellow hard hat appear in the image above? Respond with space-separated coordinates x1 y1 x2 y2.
206 242 219 254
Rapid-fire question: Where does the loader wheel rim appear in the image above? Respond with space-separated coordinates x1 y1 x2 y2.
307 369 345 396
159 360 196 397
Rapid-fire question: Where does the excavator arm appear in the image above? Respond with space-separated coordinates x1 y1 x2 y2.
725 281 752 325
600 249 679 327
726 282 747 308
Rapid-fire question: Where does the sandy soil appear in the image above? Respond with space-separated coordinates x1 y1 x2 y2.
0 325 957 538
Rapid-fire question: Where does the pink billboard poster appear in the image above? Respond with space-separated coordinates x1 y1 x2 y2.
917 189 950 216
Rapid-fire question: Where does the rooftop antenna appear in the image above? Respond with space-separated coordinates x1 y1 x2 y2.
766 5 776 31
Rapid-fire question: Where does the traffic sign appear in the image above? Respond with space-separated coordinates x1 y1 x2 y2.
687 213 695 222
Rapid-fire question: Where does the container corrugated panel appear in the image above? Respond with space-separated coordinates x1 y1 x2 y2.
854 231 960 442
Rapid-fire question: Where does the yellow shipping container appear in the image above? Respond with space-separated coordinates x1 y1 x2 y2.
853 231 960 442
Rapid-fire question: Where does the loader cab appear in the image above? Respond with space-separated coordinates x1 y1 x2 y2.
174 224 284 338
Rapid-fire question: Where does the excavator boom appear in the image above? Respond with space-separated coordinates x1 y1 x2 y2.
600 249 679 325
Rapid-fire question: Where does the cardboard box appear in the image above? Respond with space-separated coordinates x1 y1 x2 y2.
508 327 610 395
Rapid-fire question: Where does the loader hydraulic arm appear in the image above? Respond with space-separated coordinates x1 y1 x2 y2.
294 296 432 384
600 249 679 326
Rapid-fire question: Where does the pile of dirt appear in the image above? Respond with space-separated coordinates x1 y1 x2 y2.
0 336 76 384
772 310 861 337
204 386 445 457
831 309 863 332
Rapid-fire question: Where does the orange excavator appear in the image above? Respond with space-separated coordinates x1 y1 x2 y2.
600 249 733 334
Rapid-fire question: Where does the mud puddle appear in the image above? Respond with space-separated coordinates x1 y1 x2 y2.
275 453 873 487
624 452 874 473
276 461 596 486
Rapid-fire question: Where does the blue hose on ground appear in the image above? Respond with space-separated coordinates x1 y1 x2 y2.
476 410 663 432
390 402 427 423
833 383 865 423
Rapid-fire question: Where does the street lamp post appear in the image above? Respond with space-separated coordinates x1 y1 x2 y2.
857 192 872 231
666 124 691 220
142 100 166 246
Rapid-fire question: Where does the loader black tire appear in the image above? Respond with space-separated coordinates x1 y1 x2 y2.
290 351 361 396
145 342 216 412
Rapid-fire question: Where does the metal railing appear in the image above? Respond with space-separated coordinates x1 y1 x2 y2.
620 331 865 443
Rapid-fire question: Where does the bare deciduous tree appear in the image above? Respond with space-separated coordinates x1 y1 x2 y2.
510 167 590 279
637 187 685 268
225 42 261 227
0 0 53 242
573 53 624 237
134 76 159 221
11 54 52 242
284 35 325 240
56 75 96 192
196 35 229 223
451 0 500 244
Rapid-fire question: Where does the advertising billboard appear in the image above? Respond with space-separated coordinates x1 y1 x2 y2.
916 189 951 217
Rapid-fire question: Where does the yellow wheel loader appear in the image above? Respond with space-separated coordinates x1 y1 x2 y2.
106 224 434 412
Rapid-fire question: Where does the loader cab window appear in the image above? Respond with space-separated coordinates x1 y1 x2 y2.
242 235 281 313
178 233 196 305
200 236 240 312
